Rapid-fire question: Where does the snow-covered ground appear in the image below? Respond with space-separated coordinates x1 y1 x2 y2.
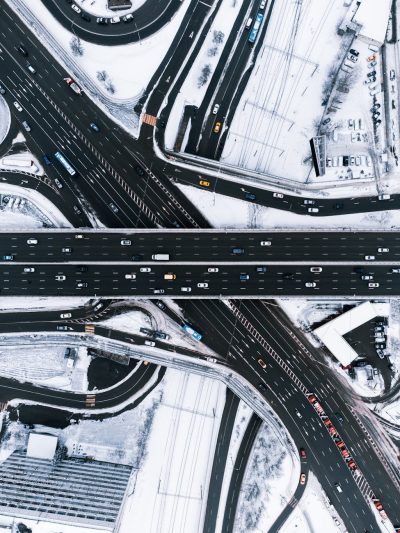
0 345 89 391
165 0 240 150
177 182 400 229
0 96 11 145
73 0 147 18
221 0 350 183
0 296 89 312
233 420 299 532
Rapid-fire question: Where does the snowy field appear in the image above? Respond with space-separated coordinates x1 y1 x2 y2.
221 0 350 183
0 96 10 145
73 0 147 18
178 182 400 230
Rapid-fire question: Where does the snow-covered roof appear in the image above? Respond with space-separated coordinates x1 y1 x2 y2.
26 433 58 460
314 301 378 366
353 0 391 45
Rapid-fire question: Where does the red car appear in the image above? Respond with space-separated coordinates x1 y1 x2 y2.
300 448 307 459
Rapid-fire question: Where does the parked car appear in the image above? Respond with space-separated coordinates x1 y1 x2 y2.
60 313 71 318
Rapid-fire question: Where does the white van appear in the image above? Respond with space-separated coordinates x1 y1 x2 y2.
152 254 170 261
378 194 390 200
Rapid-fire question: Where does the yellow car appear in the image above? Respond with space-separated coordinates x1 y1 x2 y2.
199 180 210 187
213 121 222 133
257 358 267 369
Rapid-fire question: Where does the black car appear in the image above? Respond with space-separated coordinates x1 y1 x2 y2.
75 266 88 272
258 383 267 392
283 272 294 280
349 48 359 56
335 412 344 423
333 203 344 210
15 44 28 56
342 155 349 166
367 71 376 78
135 166 145 176
131 254 143 261
155 300 166 310
353 266 364 273
81 12 91 22
245 192 256 201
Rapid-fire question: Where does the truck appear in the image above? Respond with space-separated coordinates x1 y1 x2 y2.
64 77 82 95
152 254 170 261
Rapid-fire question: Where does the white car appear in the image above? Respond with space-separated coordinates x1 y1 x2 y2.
94 303 103 311
75 234 83 239
378 247 389 252
305 282 316 288
310 267 322 273
212 104 220 115
27 238 38 245
207 357 217 363
13 101 22 112
62 247 72 253
60 313 72 318
260 241 271 246
208 267 219 273
71 4 81 13
368 282 379 288
110 16 121 23
144 340 155 347
365 255 375 260
55 275 66 281
76 282 87 288
125 273 136 280
140 267 151 273
295 409 302 418
197 283 209 288
273 192 284 198
121 239 131 246
23 267 35 273
181 287 192 292
308 208 319 213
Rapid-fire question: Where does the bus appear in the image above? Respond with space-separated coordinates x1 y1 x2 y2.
249 13 263 44
182 323 202 341
54 151 76 176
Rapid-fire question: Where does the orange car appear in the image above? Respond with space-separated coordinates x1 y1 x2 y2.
367 54 376 62
199 180 210 187
213 121 222 133
257 358 267 369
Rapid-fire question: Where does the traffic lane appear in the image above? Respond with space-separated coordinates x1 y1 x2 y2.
1 264 400 296
3 231 400 262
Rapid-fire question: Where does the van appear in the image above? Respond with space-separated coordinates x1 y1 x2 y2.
152 254 170 261
164 273 176 280
246 17 253 29
378 194 390 200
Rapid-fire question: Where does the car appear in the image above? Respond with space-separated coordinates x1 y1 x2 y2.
197 282 208 288
131 254 142 261
27 238 38 245
156 300 166 310
0 84 6 95
369 282 379 288
322 117 331 125
75 266 87 272
208 267 219 273
76 282 87 288
16 44 28 56
300 473 306 485
260 0 266 8
257 358 267 369
390 69 396 80
199 180 210 187
75 234 83 239
81 12 91 22
361 275 373 280
303 199 315 205
245 192 256 201
121 239 131 246
109 202 119 213
378 194 391 200
365 255 375 260
57 325 69 331
181 287 192 292
367 70 376 78
392 268 400 273
89 122 100 132
295 408 302 418
153 288 165 294
55 275 66 281
43 154 52 165
305 282 316 288
308 208 319 213
273 192 284 198
60 312 72 318
71 4 81 13
26 63 36 74
232 247 244 255
240 273 249 281
335 412 344 423
348 53 358 63
140 267 151 273
122 14 134 22
212 104 220 115
300 448 307 459
333 203 344 210
135 166 145 176
335 482 343 493
97 17 108 24
371 103 381 111
164 272 176 280
367 54 376 62
111 16 121 23
62 247 72 253
378 247 389 252
23 267 35 273
2 255 13 261
377 349 386 359
310 267 322 273
93 303 103 312
144 340 155 347
13 101 22 112
125 274 136 280
368 60 377 68
22 121 31 132
283 272 294 280
256 266 267 273
260 241 271 246
349 48 359 56
54 178 63 188
213 121 221 133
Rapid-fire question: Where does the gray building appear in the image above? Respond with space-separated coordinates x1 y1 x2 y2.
0 450 132 530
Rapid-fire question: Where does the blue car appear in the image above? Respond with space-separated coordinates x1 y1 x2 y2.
3 255 13 261
43 154 52 165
